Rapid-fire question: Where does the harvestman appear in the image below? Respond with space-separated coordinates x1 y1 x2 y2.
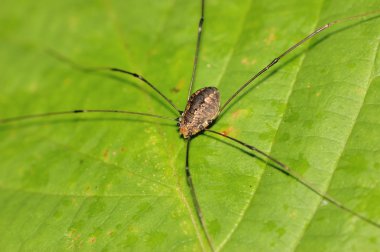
1 1 380 250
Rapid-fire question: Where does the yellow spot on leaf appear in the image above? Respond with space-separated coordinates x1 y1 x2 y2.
88 236 96 244
103 149 109 160
241 57 257 66
241 57 249 65
265 28 277 45
171 79 186 93
221 127 234 136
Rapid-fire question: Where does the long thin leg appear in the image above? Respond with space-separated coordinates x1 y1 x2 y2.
0 109 177 124
187 0 205 100
185 139 214 251
220 9 380 112
47 49 182 114
206 129 380 229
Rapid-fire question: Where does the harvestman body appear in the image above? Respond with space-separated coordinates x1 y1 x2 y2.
179 87 220 138
2 1 380 251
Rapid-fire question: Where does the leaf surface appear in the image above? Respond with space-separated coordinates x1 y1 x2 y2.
0 0 380 251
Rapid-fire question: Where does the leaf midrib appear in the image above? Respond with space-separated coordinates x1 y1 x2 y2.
105 0 210 250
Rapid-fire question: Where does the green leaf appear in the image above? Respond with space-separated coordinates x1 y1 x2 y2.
1 0 380 251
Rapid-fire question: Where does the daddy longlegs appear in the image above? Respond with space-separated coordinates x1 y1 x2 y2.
1 0 380 250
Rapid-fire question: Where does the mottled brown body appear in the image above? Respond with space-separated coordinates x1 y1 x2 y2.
179 87 220 138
